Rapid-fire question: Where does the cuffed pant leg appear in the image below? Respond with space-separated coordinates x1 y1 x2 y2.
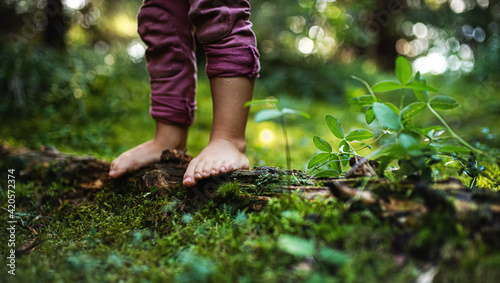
188 0 260 79
138 0 197 126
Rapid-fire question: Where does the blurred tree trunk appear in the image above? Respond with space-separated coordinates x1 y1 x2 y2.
375 19 399 70
43 0 67 48
371 0 401 71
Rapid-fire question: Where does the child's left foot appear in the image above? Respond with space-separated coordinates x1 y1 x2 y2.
182 138 249 187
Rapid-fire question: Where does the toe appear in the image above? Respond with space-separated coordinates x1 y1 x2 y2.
201 161 213 178
109 162 116 177
210 161 221 176
241 158 250 170
183 159 198 187
220 160 234 173
109 168 127 179
193 160 206 180
109 160 126 179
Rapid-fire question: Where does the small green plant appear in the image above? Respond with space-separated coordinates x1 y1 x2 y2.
309 56 499 185
245 98 310 170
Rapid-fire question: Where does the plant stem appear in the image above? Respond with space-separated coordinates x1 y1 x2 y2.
356 133 386 151
280 115 292 171
272 102 292 171
351 76 377 100
428 105 488 156
345 140 360 157
400 88 405 109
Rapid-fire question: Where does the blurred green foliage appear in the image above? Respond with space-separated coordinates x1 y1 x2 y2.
0 43 150 157
0 0 499 170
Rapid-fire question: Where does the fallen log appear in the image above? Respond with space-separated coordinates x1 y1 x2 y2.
1 143 500 244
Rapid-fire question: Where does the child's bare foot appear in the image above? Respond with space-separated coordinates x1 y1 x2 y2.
109 122 188 178
181 77 255 187
182 138 249 187
109 140 172 178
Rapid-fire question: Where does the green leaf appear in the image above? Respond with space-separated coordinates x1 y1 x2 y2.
365 106 375 124
406 81 439 93
372 81 403 92
329 154 341 172
415 71 425 82
380 144 407 157
429 95 459 110
413 72 430 102
401 102 426 121
345 129 375 141
373 102 401 130
313 136 332 152
398 133 417 149
420 125 445 138
414 90 429 103
319 247 349 266
340 153 350 166
281 108 311 119
349 95 381 107
244 98 278 107
307 152 331 169
339 140 350 153
325 115 345 139
314 169 340 178
254 109 282 123
395 56 412 85
384 102 400 115
278 235 315 258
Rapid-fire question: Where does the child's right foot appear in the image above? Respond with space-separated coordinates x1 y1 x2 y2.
109 122 188 178
182 138 249 187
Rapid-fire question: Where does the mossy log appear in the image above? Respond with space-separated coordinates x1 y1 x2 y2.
1 143 500 243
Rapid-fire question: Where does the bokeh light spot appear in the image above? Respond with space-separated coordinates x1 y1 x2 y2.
297 37 315 55
127 41 146 63
414 53 448 75
104 54 115 66
288 16 306 34
259 129 275 145
63 0 86 10
412 23 428 38
450 0 466 13
477 0 489 8
473 27 486 42
73 89 83 99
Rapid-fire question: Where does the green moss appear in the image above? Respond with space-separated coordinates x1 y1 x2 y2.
215 181 241 200
2 178 500 282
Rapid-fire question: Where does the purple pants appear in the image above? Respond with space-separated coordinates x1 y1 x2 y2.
137 0 260 126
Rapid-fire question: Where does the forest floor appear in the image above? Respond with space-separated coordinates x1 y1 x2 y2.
1 144 500 283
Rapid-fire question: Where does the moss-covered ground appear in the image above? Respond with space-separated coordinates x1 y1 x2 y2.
1 176 500 282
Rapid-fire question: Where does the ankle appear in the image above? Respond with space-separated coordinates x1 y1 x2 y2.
154 121 189 151
151 137 187 151
210 136 247 153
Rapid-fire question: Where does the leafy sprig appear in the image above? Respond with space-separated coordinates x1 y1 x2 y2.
309 56 498 185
